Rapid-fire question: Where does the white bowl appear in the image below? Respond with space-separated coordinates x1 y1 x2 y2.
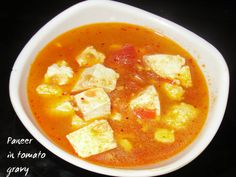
9 0 229 176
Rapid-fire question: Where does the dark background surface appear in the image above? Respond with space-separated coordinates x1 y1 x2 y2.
0 0 235 177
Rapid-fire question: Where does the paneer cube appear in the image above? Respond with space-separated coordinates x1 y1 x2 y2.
76 46 105 67
154 128 175 143
71 115 86 129
163 103 198 129
143 54 185 79
162 83 185 101
73 88 111 121
72 64 119 93
130 85 161 117
44 60 74 85
143 54 192 88
56 101 74 113
48 97 75 116
36 84 62 96
66 119 117 158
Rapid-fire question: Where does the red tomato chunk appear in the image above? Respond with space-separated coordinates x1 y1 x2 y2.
108 44 137 66
134 108 156 119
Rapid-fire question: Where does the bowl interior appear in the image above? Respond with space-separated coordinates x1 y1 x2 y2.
10 0 229 176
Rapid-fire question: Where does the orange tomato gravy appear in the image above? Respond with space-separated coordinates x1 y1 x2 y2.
27 23 209 167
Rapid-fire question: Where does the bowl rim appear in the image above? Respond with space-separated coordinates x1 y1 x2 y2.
9 0 229 176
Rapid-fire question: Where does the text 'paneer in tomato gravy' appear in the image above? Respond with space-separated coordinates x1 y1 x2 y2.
28 23 209 167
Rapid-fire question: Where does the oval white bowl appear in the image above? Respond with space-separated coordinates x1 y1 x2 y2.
9 0 229 176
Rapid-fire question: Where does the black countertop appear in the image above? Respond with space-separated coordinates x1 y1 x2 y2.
0 0 235 177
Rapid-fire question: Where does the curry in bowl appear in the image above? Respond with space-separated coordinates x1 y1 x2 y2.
27 23 208 167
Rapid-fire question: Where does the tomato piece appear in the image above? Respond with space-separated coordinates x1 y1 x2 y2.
134 108 156 119
108 44 137 66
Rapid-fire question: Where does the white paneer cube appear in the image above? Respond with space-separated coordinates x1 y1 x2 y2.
56 101 74 112
163 103 198 129
130 85 161 116
162 83 185 101
74 88 111 121
44 60 74 85
154 128 175 143
143 54 185 79
48 99 75 116
36 84 62 96
66 119 117 158
76 46 105 67
143 54 192 88
72 64 119 93
71 115 86 129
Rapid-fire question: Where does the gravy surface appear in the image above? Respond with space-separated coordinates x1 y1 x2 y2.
28 23 208 167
